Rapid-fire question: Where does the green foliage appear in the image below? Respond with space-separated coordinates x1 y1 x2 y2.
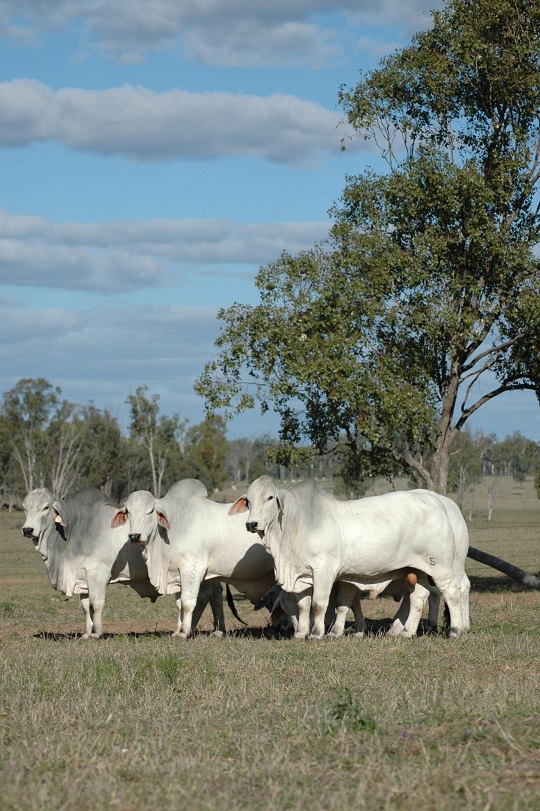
492 432 540 477
185 416 229 492
0 600 16 617
1 378 89 497
77 404 124 498
1 378 63 491
196 0 540 495
125 385 189 497
326 687 378 734
332 473 368 500
447 431 484 493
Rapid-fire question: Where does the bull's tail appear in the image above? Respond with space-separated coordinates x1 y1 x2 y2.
226 584 248 625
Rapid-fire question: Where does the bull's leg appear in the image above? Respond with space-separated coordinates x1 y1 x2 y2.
179 580 225 636
273 590 298 635
190 582 209 633
398 580 430 637
194 581 225 637
175 563 205 639
459 573 471 632
431 569 468 638
294 590 312 639
83 575 107 639
79 594 93 638
173 593 183 637
388 589 412 637
426 580 441 631
388 573 432 638
328 583 363 638
310 578 335 639
89 595 106 638
350 589 367 637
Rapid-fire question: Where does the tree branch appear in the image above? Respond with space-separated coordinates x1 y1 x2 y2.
456 381 537 430
461 334 525 375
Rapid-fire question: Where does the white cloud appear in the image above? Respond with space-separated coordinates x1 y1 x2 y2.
0 299 224 424
0 236 167 293
0 0 409 67
182 20 343 70
0 79 358 165
346 0 443 35
0 209 331 293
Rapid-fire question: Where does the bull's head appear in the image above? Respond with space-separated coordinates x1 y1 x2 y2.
22 488 55 559
228 475 283 541
111 490 169 548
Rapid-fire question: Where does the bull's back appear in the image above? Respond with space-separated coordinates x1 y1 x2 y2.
336 490 455 574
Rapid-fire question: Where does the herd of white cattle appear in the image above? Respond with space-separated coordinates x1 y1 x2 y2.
21 475 471 640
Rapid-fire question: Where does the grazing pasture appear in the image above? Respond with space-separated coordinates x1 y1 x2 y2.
1 478 539 811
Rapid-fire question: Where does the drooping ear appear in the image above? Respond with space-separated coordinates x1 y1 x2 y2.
111 510 128 529
156 508 170 529
52 503 67 527
228 496 248 516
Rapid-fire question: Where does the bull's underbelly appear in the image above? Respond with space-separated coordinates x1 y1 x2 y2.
339 552 430 578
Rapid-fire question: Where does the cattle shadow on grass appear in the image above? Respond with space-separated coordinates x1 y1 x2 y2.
33 630 174 641
227 616 447 640
33 617 450 642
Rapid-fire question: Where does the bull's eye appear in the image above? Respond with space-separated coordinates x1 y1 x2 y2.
267 495 274 501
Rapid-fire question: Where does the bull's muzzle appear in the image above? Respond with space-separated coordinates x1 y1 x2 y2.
22 527 35 538
128 533 142 544
246 521 259 533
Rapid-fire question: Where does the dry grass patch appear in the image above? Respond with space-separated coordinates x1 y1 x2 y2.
1 486 540 811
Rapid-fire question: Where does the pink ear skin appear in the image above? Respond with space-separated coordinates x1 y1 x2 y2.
228 497 248 516
156 510 170 529
111 511 128 529
53 508 66 527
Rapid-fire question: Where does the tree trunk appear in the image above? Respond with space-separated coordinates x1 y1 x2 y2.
467 546 540 588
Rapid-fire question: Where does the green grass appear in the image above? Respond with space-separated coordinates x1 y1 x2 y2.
1 479 539 811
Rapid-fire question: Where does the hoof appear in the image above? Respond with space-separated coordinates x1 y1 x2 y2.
388 626 413 638
172 631 189 640
211 630 225 638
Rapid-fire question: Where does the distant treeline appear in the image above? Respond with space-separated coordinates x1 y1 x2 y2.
1 378 539 506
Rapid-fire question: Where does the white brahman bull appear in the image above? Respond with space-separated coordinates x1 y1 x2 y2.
111 479 276 638
22 487 226 638
229 477 470 639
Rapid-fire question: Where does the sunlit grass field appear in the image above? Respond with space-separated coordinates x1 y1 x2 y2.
1 478 539 810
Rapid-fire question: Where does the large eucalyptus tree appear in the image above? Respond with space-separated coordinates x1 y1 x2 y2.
197 0 540 495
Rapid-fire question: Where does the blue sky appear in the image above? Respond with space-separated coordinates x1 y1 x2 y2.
1 0 539 442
